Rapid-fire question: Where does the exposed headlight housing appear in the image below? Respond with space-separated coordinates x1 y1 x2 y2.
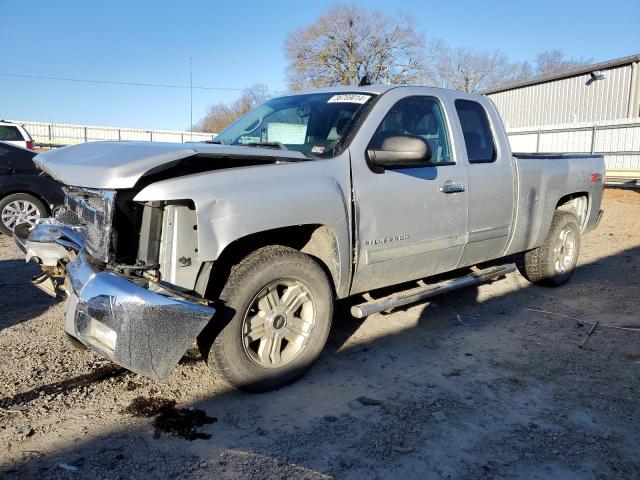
88 318 117 352
62 187 116 262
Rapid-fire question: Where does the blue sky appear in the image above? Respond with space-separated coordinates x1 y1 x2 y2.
1 0 638 131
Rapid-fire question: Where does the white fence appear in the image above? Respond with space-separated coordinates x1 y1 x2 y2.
8 117 639 183
507 118 640 181
8 119 216 146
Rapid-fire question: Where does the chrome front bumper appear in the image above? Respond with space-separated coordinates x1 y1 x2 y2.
15 222 215 380
14 219 84 265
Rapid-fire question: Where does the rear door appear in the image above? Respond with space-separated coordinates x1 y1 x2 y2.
349 89 469 294
453 98 515 266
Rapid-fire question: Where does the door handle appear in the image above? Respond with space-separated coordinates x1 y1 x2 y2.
440 182 465 194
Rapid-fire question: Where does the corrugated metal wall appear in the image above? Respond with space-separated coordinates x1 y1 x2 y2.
488 64 636 128
507 117 640 172
488 60 640 176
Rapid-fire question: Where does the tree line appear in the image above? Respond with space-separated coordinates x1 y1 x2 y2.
195 4 589 133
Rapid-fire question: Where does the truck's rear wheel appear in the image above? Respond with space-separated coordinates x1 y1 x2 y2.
199 245 333 393
517 211 581 287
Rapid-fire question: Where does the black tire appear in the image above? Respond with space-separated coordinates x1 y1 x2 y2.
0 193 48 236
198 245 333 393
517 211 581 287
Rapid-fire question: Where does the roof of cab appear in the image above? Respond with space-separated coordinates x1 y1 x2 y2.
280 84 486 100
281 84 398 97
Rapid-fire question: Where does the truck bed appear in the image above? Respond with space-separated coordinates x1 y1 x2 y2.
505 152 605 255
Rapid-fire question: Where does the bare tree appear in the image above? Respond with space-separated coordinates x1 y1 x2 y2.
486 50 592 90
435 47 515 93
195 84 270 133
232 84 270 114
282 5 593 94
436 48 593 93
533 49 591 76
510 61 535 81
284 5 433 90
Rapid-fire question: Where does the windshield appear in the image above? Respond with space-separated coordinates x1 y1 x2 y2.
214 92 375 157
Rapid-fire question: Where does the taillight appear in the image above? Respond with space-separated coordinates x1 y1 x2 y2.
591 172 605 191
26 140 34 150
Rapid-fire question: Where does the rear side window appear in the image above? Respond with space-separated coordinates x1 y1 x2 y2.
455 100 495 163
0 126 24 141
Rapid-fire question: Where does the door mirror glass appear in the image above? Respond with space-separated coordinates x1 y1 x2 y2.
367 135 432 170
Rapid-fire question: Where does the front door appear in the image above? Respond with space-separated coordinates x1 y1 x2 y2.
350 92 469 294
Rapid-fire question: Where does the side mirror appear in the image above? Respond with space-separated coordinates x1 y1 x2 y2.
367 135 432 171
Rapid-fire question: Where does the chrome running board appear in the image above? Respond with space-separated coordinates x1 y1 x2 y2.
351 263 516 318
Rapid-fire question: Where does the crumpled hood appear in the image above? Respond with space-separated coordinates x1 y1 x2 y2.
35 141 308 189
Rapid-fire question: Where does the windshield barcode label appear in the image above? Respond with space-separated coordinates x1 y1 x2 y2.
327 94 371 104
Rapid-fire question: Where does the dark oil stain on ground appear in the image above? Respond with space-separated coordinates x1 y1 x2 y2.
123 396 217 440
123 396 176 416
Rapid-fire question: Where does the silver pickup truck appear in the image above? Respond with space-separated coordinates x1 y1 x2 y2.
14 85 604 392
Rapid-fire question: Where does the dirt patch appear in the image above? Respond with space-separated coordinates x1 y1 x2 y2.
1 364 127 409
602 187 639 202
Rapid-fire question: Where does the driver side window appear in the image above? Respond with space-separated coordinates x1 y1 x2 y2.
370 96 453 164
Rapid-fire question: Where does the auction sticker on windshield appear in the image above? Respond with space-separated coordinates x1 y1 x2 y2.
327 94 371 104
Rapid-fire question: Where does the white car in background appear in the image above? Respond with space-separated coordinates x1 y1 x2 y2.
0 121 34 150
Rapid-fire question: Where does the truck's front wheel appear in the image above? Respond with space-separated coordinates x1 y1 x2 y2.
517 211 581 287
199 246 333 393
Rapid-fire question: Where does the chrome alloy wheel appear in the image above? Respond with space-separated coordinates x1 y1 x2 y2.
242 279 316 369
553 227 576 273
1 199 41 231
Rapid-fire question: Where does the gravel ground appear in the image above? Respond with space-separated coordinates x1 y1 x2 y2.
1 188 639 479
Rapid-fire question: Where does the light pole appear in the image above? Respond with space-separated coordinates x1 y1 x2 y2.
190 57 193 141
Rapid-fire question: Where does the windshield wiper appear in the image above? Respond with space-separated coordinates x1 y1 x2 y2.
201 139 310 160
245 141 288 150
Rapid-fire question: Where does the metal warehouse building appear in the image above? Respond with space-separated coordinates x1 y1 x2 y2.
485 54 640 184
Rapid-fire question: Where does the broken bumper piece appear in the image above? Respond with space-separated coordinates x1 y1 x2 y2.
13 220 84 297
13 219 83 264
16 221 215 380
65 251 214 380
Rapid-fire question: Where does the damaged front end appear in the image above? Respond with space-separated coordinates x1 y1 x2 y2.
13 187 214 380
14 218 84 297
